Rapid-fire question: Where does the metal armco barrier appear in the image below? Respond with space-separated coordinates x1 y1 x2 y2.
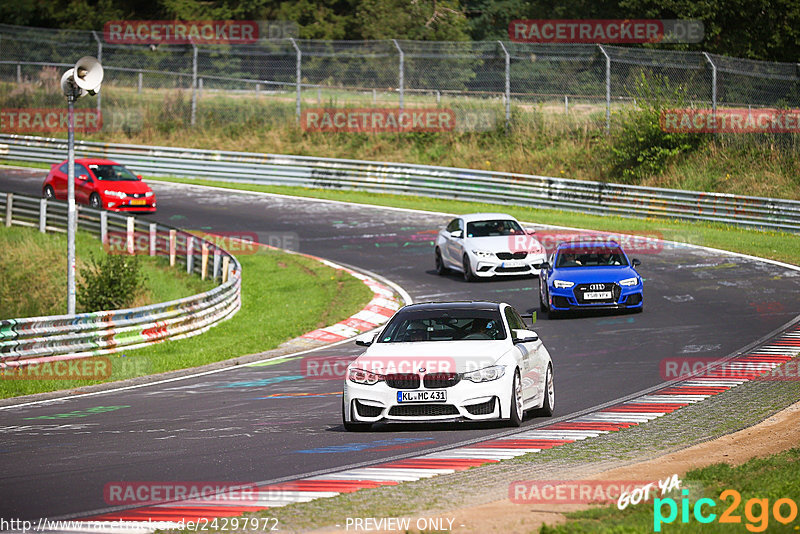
1 134 799 233
0 192 241 366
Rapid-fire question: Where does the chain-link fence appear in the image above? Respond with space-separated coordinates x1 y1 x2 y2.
1 22 799 134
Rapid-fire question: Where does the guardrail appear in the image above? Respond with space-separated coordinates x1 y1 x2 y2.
1 133 799 233
0 192 241 366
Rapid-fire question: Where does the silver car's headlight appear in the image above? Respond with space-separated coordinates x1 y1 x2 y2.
348 368 384 385
472 249 494 258
462 365 506 383
553 279 575 288
619 277 640 286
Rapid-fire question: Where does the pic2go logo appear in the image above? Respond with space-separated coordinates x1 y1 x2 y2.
654 489 799 532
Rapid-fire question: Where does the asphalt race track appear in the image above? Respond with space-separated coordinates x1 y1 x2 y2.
1 167 799 520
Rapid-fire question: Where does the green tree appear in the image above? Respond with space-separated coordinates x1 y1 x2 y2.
357 0 470 41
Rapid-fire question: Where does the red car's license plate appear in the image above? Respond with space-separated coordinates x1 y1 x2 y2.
129 199 146 206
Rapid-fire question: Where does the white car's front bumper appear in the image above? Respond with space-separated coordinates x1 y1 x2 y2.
343 372 515 424
470 253 547 278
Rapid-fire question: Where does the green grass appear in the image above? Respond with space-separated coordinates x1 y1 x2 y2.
151 176 800 267
0 231 373 399
540 448 800 533
0 225 212 318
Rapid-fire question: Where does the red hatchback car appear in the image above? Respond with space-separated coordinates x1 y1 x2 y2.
43 158 156 213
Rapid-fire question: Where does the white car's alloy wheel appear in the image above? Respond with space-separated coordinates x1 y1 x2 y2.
508 370 523 426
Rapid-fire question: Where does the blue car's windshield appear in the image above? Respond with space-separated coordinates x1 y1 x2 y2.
556 247 628 268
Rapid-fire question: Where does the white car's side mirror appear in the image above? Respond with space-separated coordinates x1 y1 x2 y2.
512 329 539 344
449 230 463 239
355 333 376 347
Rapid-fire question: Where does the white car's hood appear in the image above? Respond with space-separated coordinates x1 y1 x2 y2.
355 340 509 374
465 235 542 254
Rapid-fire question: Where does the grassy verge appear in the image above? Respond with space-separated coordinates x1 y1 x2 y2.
0 235 373 399
0 225 213 318
154 176 800 267
542 448 800 533
2 80 798 199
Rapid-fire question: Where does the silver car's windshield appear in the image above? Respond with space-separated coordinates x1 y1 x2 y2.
466 219 524 238
379 309 506 342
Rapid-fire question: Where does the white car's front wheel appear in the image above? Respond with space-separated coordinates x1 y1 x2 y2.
462 254 477 283
508 370 523 427
535 365 554 417
435 248 448 275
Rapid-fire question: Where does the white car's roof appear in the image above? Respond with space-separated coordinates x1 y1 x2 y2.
459 213 519 223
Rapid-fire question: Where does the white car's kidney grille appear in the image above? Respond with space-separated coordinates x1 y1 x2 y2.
388 404 459 417
423 372 461 388
496 252 527 260
385 373 420 389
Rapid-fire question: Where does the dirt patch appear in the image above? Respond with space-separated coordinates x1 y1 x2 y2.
312 399 800 533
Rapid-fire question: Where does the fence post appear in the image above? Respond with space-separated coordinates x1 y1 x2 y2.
5 193 12 227
213 248 221 279
598 45 611 133
16 64 21 84
92 31 103 117
186 235 194 274
289 38 302 123
565 95 569 114
201 242 209 280
392 39 404 109
498 41 511 131
169 229 176 266
191 44 198 127
100 211 107 244
39 198 47 232
149 223 157 256
126 216 135 255
702 52 717 112
137 71 142 93
222 255 230 283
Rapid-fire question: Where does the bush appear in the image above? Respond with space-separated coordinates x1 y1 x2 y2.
607 73 707 184
77 254 145 312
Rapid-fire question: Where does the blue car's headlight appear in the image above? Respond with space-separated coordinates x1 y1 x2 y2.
619 277 640 286
462 365 506 383
553 279 574 288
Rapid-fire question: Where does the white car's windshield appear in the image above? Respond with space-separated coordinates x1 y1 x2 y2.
466 219 524 237
379 309 506 342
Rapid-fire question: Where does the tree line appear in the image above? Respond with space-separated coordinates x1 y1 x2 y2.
1 0 798 62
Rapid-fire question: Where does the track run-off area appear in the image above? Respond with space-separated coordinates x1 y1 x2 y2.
1 167 799 523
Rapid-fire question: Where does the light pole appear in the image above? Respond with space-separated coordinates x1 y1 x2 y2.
60 56 103 315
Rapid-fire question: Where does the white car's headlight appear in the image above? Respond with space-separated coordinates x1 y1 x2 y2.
348 368 384 385
104 190 127 198
472 249 494 258
619 277 640 286
462 365 506 383
553 280 575 288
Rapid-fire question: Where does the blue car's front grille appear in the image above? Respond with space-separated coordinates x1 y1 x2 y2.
573 282 621 304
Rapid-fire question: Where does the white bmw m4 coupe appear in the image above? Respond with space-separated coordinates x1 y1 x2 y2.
342 301 554 431
434 213 547 282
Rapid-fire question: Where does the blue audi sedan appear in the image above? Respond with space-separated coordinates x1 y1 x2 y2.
539 241 643 317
